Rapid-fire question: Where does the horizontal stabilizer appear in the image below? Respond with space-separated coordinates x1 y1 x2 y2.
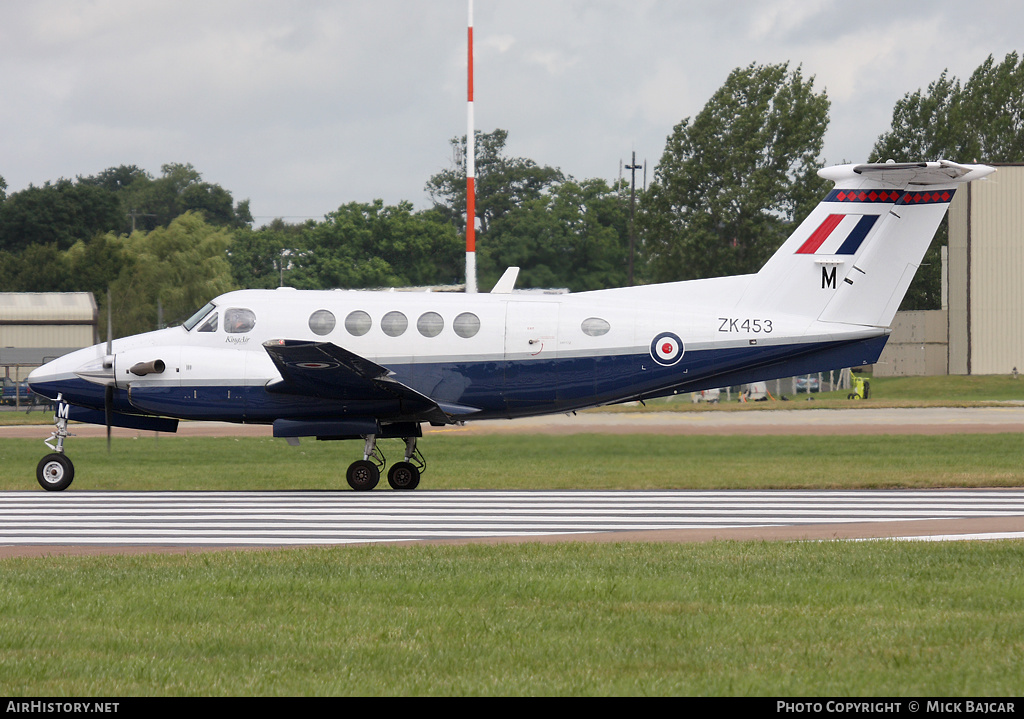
834 160 993 186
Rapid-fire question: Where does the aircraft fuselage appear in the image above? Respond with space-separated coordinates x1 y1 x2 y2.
29 284 886 428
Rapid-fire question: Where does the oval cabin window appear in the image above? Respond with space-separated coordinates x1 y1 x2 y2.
308 309 336 336
417 312 444 338
381 311 408 337
581 317 610 337
344 310 372 337
453 312 481 338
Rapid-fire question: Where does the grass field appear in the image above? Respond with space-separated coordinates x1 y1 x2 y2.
1 432 1023 491
3 541 1023 696
2 376 1023 696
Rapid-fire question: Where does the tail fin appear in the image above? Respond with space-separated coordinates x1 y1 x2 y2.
742 160 994 327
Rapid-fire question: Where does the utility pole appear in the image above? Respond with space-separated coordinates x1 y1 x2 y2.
128 209 156 233
625 151 643 286
465 0 477 293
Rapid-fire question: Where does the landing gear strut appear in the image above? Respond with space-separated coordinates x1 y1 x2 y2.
387 436 424 491
37 394 75 491
346 435 384 491
345 435 425 491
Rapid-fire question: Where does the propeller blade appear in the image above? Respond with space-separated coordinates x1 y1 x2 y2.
105 289 114 453
106 289 113 355
104 385 113 453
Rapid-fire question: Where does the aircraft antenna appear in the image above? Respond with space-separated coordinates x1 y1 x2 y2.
465 0 478 293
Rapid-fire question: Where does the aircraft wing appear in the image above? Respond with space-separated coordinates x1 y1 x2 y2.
262 339 478 424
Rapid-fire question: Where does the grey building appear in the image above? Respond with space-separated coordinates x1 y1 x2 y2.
1 292 98 382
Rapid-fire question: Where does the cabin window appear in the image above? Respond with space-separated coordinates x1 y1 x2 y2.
345 310 372 337
197 312 219 333
225 308 257 334
417 312 444 338
453 312 481 338
381 311 408 337
308 309 336 336
581 317 610 337
184 302 216 331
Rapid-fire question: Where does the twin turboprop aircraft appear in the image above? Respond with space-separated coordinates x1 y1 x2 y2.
27 160 995 491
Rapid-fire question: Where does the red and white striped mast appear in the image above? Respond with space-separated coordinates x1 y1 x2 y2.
465 0 478 293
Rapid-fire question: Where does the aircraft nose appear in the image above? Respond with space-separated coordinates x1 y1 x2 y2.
27 360 67 399
27 345 108 400
26 363 49 389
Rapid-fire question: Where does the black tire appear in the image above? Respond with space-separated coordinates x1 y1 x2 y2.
37 453 74 491
387 462 420 491
346 460 380 491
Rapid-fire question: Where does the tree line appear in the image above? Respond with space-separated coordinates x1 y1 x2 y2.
1 52 1022 338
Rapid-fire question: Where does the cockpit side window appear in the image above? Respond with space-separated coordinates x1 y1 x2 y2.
183 302 217 331
225 308 256 334
197 312 219 333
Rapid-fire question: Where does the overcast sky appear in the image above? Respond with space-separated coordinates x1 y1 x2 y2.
1 1 1021 224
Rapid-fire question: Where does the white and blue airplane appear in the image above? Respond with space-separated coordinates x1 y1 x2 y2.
28 160 994 491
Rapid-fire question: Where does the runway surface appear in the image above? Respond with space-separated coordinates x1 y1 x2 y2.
3 489 1024 556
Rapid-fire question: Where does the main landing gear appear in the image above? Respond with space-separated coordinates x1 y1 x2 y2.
346 435 425 491
37 395 75 491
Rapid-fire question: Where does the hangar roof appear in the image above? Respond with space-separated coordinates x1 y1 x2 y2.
0 293 98 325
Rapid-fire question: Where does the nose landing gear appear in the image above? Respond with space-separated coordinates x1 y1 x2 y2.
37 395 75 491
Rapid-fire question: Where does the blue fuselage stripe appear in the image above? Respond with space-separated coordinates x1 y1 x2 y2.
32 335 889 425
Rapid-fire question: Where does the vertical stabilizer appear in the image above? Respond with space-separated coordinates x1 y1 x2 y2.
741 161 994 327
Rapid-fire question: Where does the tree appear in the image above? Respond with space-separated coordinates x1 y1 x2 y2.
106 212 236 336
65 233 126 298
80 163 253 234
871 52 1024 309
0 244 72 292
0 179 122 252
639 62 830 283
287 200 462 290
425 128 563 235
229 219 310 289
121 163 252 232
481 178 629 291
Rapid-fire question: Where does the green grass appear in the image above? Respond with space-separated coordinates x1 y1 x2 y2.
2 541 1022 696
2 432 1023 491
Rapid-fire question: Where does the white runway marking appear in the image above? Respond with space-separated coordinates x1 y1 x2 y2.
2 490 1024 547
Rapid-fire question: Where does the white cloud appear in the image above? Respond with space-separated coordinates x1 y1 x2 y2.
1 0 1022 219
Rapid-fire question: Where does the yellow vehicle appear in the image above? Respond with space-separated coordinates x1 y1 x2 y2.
848 376 870 400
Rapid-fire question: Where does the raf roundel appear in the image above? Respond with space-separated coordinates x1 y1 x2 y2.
650 332 684 366
293 361 339 370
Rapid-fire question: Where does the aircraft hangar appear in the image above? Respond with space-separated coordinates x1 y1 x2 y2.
0 292 98 396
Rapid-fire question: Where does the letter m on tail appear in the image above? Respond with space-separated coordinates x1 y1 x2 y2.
821 265 836 289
